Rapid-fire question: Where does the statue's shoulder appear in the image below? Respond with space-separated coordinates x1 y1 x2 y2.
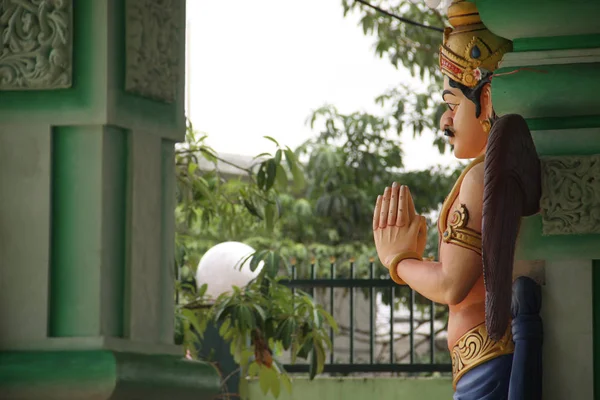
460 161 484 194
458 161 485 212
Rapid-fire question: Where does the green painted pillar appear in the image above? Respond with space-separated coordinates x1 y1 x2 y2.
0 1 219 398
474 1 600 399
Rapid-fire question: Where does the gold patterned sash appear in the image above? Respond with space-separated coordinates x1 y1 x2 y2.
451 322 514 389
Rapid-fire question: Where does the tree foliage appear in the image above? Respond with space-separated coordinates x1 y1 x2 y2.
175 1 464 397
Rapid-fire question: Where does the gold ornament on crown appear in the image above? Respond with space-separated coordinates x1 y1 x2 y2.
439 0 512 88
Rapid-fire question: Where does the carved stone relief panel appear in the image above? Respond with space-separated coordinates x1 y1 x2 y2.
540 155 600 235
125 0 182 104
0 0 72 90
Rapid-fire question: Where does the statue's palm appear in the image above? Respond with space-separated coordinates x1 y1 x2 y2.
373 184 427 267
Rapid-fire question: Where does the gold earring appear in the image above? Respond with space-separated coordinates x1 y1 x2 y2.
480 119 491 134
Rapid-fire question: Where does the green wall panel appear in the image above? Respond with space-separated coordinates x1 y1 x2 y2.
526 116 600 132
474 0 600 41
531 128 600 156
101 127 130 338
49 127 104 337
517 216 600 261
492 63 600 119
49 126 129 338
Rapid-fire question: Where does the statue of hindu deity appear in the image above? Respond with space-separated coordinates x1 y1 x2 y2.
373 1 543 399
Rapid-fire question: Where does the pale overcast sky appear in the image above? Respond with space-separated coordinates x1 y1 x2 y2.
185 0 457 171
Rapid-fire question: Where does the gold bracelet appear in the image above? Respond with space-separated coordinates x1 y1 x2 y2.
388 251 422 285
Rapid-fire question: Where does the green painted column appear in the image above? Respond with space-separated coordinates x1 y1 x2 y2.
0 0 219 398
474 1 600 399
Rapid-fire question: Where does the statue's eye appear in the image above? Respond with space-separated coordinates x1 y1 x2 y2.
446 103 459 112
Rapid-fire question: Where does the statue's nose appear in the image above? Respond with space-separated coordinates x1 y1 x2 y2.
439 110 454 131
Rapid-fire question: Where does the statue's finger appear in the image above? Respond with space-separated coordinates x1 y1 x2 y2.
409 215 427 235
406 186 417 223
373 195 382 230
397 186 408 226
379 187 391 228
387 182 400 226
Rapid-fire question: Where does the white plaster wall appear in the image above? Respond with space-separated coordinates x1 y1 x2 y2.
128 132 163 342
542 259 593 400
0 125 51 345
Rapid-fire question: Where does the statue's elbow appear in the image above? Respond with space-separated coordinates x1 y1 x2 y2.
445 287 469 306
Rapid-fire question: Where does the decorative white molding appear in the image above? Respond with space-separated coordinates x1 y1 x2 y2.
0 0 72 90
125 0 182 104
540 155 600 235
501 48 600 68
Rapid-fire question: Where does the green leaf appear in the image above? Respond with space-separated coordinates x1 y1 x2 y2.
240 348 253 368
243 199 261 219
239 377 249 400
265 159 277 191
265 251 281 279
248 361 260 377
218 318 231 336
265 203 276 233
187 162 198 175
274 149 282 165
253 152 272 160
315 343 326 375
238 305 255 330
321 310 339 333
283 148 297 169
308 347 318 380
268 368 281 398
259 366 270 394
264 136 280 147
181 309 205 337
213 297 233 322
290 163 305 191
253 304 267 323
250 250 267 272
257 165 266 190
275 164 288 191
281 373 293 394
197 283 208 298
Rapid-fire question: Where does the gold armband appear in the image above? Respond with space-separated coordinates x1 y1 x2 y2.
388 251 422 285
442 204 482 255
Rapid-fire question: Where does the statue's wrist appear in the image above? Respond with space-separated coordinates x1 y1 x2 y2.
387 251 423 285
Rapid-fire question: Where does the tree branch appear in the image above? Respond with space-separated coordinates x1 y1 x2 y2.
354 0 444 33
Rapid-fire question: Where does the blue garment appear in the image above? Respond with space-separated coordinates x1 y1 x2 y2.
453 354 513 400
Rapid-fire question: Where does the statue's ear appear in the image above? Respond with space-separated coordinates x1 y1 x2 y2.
480 83 493 120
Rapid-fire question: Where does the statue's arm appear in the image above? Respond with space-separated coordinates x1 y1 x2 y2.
395 165 484 305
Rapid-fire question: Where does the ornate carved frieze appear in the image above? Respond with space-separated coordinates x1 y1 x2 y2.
125 0 182 104
0 0 72 90
540 155 600 235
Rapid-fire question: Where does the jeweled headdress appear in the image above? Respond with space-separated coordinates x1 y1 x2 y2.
439 0 512 87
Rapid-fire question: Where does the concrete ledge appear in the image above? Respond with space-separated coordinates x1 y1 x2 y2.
0 350 220 400
248 377 453 400
0 337 182 356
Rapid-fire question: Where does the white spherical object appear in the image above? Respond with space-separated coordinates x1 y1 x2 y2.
424 0 442 8
195 241 263 299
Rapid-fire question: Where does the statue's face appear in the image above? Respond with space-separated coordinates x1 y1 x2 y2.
439 76 489 159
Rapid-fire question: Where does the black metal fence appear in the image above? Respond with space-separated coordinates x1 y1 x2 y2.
281 260 452 375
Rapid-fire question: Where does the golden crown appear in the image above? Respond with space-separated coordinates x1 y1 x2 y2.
439 0 512 88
